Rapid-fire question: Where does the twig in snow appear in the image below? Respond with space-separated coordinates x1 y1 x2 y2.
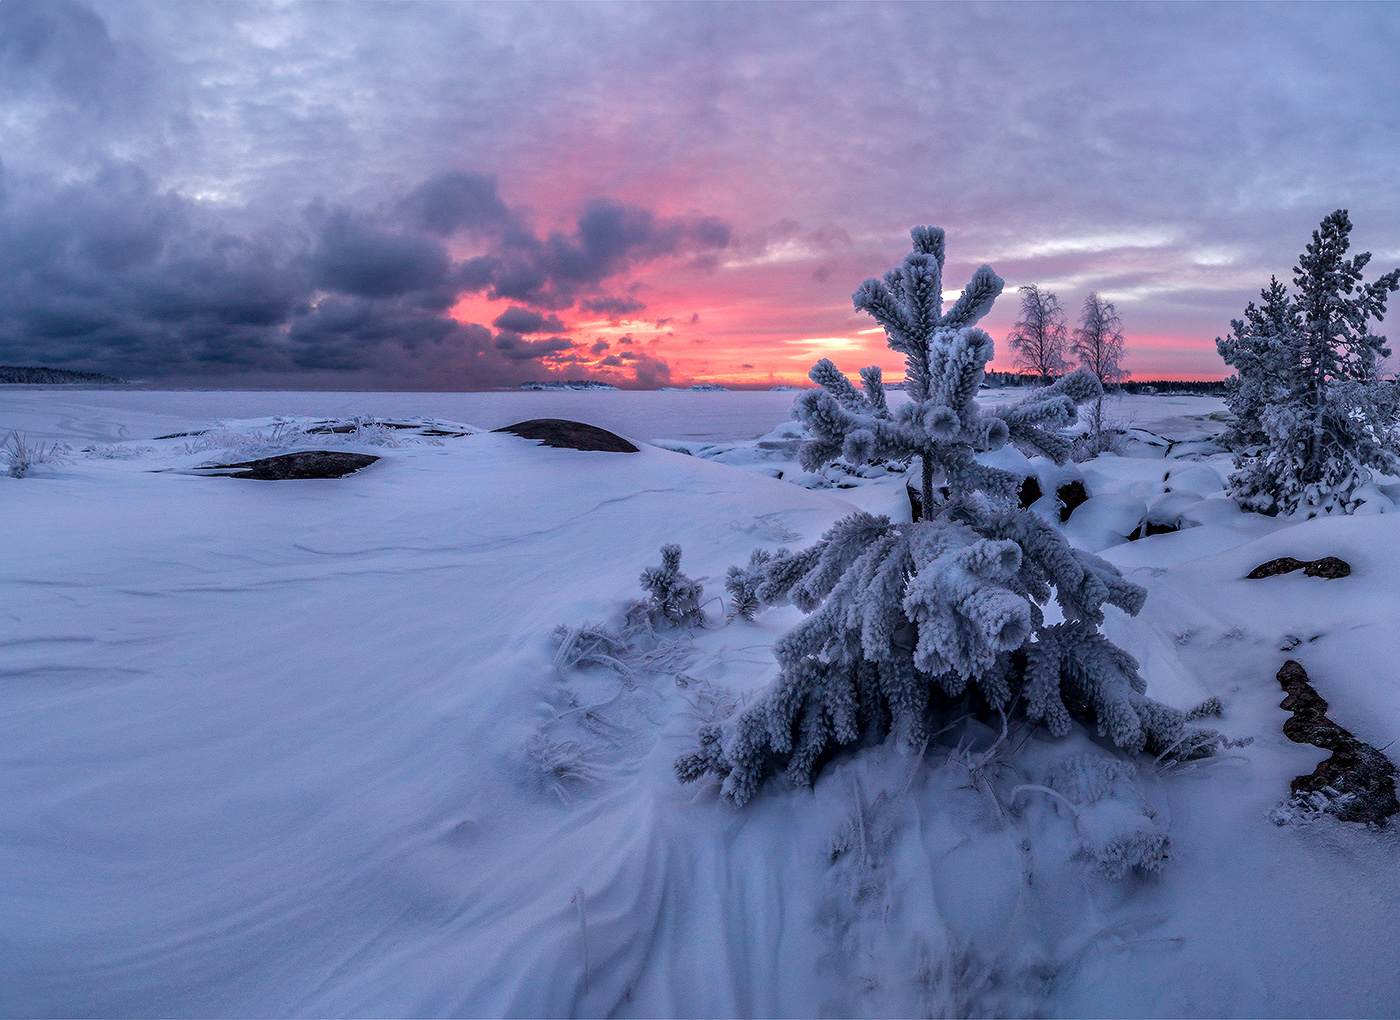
572 886 590 996
1009 783 1081 817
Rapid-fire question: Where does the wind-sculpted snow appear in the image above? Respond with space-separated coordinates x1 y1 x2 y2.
5 391 1400 1016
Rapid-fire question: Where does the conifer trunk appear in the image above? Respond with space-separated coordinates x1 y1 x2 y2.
921 452 935 520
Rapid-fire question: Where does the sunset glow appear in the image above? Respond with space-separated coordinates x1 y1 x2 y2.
3 3 1397 388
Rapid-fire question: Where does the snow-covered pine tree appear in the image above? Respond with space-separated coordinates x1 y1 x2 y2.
678 227 1218 806
1215 276 1297 453
1220 210 1400 516
1007 284 1070 385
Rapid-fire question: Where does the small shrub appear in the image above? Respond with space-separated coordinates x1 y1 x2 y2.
4 431 50 478
639 544 705 627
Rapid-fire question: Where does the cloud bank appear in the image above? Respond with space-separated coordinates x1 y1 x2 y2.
2 0 1398 385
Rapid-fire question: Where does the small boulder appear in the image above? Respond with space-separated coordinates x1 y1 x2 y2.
1057 479 1089 522
195 451 379 480
1247 556 1351 580
1304 556 1352 579
494 419 639 453
1247 556 1308 579
1063 493 1149 553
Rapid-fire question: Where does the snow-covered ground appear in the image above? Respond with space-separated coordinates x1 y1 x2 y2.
4 387 1400 1017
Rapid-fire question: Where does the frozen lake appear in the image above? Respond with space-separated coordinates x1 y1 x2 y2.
0 386 1226 445
0 387 802 445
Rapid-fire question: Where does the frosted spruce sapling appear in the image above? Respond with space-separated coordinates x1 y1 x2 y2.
677 227 1219 806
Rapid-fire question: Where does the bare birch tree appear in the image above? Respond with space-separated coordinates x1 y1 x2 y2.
1072 293 1126 437
1007 284 1069 384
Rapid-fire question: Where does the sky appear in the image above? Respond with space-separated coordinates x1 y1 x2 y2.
2 1 1399 390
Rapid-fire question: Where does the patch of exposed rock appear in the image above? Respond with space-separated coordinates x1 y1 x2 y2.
1276 659 1398 824
494 419 639 453
194 451 379 480
1056 479 1089 522
1248 556 1351 579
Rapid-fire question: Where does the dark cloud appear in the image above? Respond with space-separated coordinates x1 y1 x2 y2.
491 305 567 334
482 199 730 309
580 294 647 319
286 294 476 371
627 348 672 388
310 207 450 299
0 138 723 386
399 171 512 237
589 339 609 355
493 332 576 362
0 161 304 374
0 153 698 386
0 0 152 116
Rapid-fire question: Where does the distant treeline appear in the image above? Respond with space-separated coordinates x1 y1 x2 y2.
981 370 1228 395
0 365 126 385
1119 379 1230 395
519 379 618 390
982 371 1047 387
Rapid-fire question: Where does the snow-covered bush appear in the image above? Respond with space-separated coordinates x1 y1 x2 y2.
4 431 51 478
725 548 772 622
676 227 1220 806
1219 210 1400 516
1037 753 1169 878
181 419 308 458
535 546 715 799
639 544 705 627
345 416 404 448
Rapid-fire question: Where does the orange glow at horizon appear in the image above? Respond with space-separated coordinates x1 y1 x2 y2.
450 287 1230 388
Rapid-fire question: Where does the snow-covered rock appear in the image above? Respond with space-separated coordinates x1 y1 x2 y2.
1064 492 1149 551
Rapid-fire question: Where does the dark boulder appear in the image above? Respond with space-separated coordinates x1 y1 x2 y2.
1248 557 1307 578
1056 479 1089 522
1247 556 1351 580
494 419 639 453
195 451 379 480
1304 556 1352 579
